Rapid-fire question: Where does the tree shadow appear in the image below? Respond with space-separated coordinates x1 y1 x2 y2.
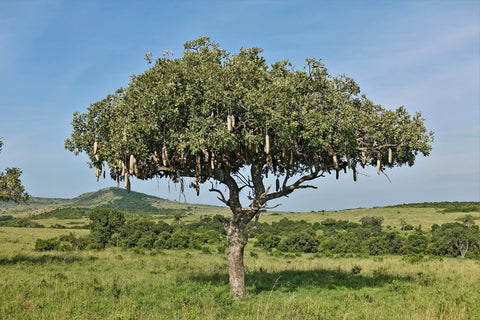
190 268 412 294
0 253 93 265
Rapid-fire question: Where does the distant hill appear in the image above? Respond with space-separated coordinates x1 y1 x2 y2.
0 187 227 216
2 187 478 221
70 187 174 211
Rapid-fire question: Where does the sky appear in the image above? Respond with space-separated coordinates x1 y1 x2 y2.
0 0 479 212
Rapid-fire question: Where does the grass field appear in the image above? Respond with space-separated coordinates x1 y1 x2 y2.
1 209 479 320
264 206 480 229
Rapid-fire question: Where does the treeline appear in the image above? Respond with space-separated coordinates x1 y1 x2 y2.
388 201 480 213
35 209 227 254
34 209 480 259
0 207 190 228
253 216 480 259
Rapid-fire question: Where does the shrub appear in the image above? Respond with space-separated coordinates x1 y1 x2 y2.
154 231 172 249
201 246 212 254
88 209 125 248
383 231 404 254
318 237 340 254
216 243 228 254
431 223 480 258
402 253 424 263
1 218 44 228
169 230 193 249
35 238 60 251
137 231 157 249
278 231 319 253
368 237 388 255
404 232 428 254
59 232 89 250
197 229 224 244
351 265 362 275
321 218 357 229
360 216 384 227
254 232 281 250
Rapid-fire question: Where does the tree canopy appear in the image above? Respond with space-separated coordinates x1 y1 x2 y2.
66 37 432 201
0 140 30 203
65 36 434 298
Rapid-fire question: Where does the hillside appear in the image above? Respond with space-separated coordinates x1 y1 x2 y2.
1 188 479 227
0 187 227 216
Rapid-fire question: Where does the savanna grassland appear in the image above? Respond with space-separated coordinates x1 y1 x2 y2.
0 193 479 319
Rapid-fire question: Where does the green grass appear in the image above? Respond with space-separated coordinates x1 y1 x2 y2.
0 187 230 217
264 206 480 229
2 188 477 230
0 226 479 319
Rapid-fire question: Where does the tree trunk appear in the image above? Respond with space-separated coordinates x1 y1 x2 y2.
458 240 469 258
226 223 248 299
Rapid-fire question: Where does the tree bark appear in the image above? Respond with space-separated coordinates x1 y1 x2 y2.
226 222 248 299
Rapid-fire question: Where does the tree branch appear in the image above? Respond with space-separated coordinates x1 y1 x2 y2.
208 182 229 206
247 210 262 238
263 203 282 210
266 168 323 202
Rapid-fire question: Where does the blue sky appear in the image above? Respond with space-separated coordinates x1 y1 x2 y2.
0 0 478 211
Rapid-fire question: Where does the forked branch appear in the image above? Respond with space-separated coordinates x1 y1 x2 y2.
266 168 323 202
209 182 229 206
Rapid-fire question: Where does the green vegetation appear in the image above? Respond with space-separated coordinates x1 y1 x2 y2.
1 198 479 318
0 140 30 203
0 187 229 217
27 207 479 259
0 227 479 319
35 207 90 219
390 201 480 213
65 36 433 298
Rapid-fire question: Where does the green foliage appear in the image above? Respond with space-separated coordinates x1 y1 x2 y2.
402 253 424 263
169 229 195 249
321 218 358 229
88 209 126 248
278 231 319 253
0 218 44 228
390 201 480 213
0 215 13 221
402 231 429 254
23 204 479 260
137 231 157 249
65 37 433 211
252 217 480 259
256 218 320 236
84 213 225 251
351 264 362 275
0 140 29 203
51 224 66 229
442 202 480 213
360 216 384 227
35 238 61 251
431 223 480 258
254 232 281 250
58 232 90 250
36 207 90 219
458 214 476 227
0 168 30 203
367 236 389 255
71 187 175 213
0 187 224 217
190 214 229 235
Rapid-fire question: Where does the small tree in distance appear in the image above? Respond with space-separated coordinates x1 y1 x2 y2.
0 139 30 203
65 37 433 299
